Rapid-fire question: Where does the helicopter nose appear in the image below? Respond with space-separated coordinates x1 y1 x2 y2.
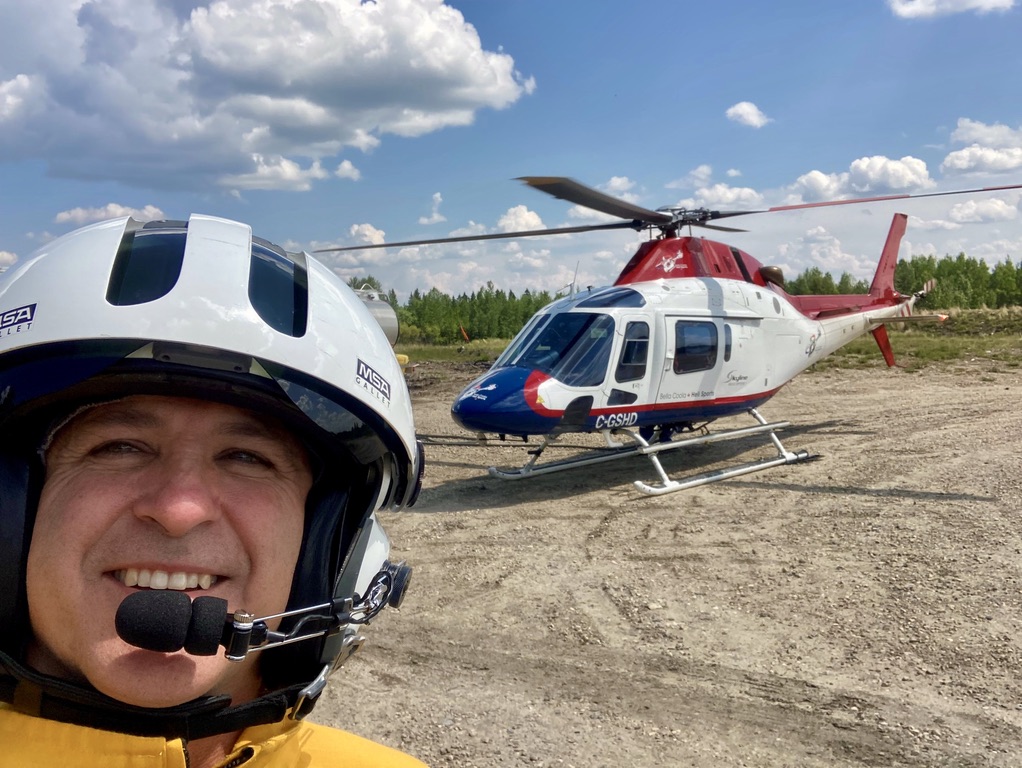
451 367 557 436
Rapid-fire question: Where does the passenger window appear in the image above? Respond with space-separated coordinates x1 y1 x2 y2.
673 321 718 374
615 322 649 383
724 324 732 362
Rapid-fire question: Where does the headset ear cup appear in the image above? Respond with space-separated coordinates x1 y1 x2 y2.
0 448 40 659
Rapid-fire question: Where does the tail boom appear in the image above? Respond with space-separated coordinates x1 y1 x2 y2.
790 213 921 366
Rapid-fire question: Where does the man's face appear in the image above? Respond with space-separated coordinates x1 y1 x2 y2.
25 395 312 708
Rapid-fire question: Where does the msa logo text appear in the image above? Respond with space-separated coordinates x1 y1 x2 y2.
356 359 391 405
0 303 35 331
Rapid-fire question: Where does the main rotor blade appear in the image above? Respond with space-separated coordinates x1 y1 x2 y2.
518 176 675 226
314 220 640 253
712 182 1022 220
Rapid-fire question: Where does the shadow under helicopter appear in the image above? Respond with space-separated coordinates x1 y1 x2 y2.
410 418 992 513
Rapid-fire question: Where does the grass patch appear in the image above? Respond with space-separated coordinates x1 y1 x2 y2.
397 338 509 365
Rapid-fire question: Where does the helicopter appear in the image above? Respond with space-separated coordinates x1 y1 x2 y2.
320 176 1022 495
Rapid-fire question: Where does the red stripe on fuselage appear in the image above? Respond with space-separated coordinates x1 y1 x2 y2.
524 371 781 419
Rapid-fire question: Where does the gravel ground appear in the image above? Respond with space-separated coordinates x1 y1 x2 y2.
315 358 1022 767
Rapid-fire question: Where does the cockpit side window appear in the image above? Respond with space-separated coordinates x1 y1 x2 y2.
673 320 718 374
500 312 616 387
553 313 615 387
615 321 649 383
494 313 548 369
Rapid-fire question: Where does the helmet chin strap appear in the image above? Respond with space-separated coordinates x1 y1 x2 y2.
0 649 326 740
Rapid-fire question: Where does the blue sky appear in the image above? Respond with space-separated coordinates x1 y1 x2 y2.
2 0 1021 301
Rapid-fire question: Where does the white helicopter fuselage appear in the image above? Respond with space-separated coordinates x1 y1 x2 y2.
451 223 917 439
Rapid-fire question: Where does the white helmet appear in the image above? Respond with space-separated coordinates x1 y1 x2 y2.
0 214 423 736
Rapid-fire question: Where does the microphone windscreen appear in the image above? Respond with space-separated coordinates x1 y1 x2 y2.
185 595 229 656
115 590 192 653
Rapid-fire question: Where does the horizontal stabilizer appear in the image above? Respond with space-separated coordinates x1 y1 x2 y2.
869 313 949 326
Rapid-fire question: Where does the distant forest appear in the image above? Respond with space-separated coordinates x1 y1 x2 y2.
351 252 1022 345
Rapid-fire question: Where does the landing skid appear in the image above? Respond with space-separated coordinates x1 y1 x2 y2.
488 408 815 495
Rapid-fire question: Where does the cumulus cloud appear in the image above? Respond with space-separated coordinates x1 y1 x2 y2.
695 183 764 208
418 192 447 225
54 203 167 224
725 101 772 128
941 118 1022 174
0 250 17 270
948 197 1019 222
603 176 637 199
783 226 873 278
220 155 329 191
848 155 935 192
887 0 1015 18
666 164 712 190
0 0 534 192
673 183 764 210
788 156 935 201
498 205 544 233
950 117 1022 147
346 222 387 247
335 160 361 181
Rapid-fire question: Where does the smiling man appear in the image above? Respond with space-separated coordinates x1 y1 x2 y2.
0 215 426 767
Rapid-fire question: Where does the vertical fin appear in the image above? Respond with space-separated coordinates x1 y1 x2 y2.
871 324 896 367
868 213 908 300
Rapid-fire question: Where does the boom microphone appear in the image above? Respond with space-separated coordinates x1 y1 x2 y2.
115 591 229 656
113 561 412 661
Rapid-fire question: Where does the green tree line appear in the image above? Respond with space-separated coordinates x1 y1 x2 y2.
350 252 1022 344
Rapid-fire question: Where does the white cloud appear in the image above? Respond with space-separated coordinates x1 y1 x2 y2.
787 156 934 202
949 117 1022 147
847 155 935 192
789 169 848 202
54 203 167 224
942 145 1022 174
334 159 361 181
674 183 764 210
947 197 1019 222
498 205 543 233
0 75 37 121
941 118 1022 174
887 0 1015 18
603 176 637 199
725 101 772 129
348 222 387 245
0 250 17 270
447 220 489 239
666 165 712 190
418 192 447 225
0 0 534 191
907 215 963 231
221 154 329 191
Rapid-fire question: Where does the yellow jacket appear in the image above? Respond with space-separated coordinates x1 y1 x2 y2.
0 703 427 767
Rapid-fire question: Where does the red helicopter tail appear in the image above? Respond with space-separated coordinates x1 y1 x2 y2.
784 213 912 366
866 213 909 367
787 212 909 320
868 213 908 302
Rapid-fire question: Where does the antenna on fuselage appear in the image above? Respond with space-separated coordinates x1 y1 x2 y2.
559 261 580 298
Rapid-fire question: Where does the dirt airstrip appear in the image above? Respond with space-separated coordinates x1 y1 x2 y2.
314 358 1022 767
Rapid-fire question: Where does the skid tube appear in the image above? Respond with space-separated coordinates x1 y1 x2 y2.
488 408 815 495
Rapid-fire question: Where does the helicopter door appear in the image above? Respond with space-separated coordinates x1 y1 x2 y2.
655 317 722 403
605 318 652 407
